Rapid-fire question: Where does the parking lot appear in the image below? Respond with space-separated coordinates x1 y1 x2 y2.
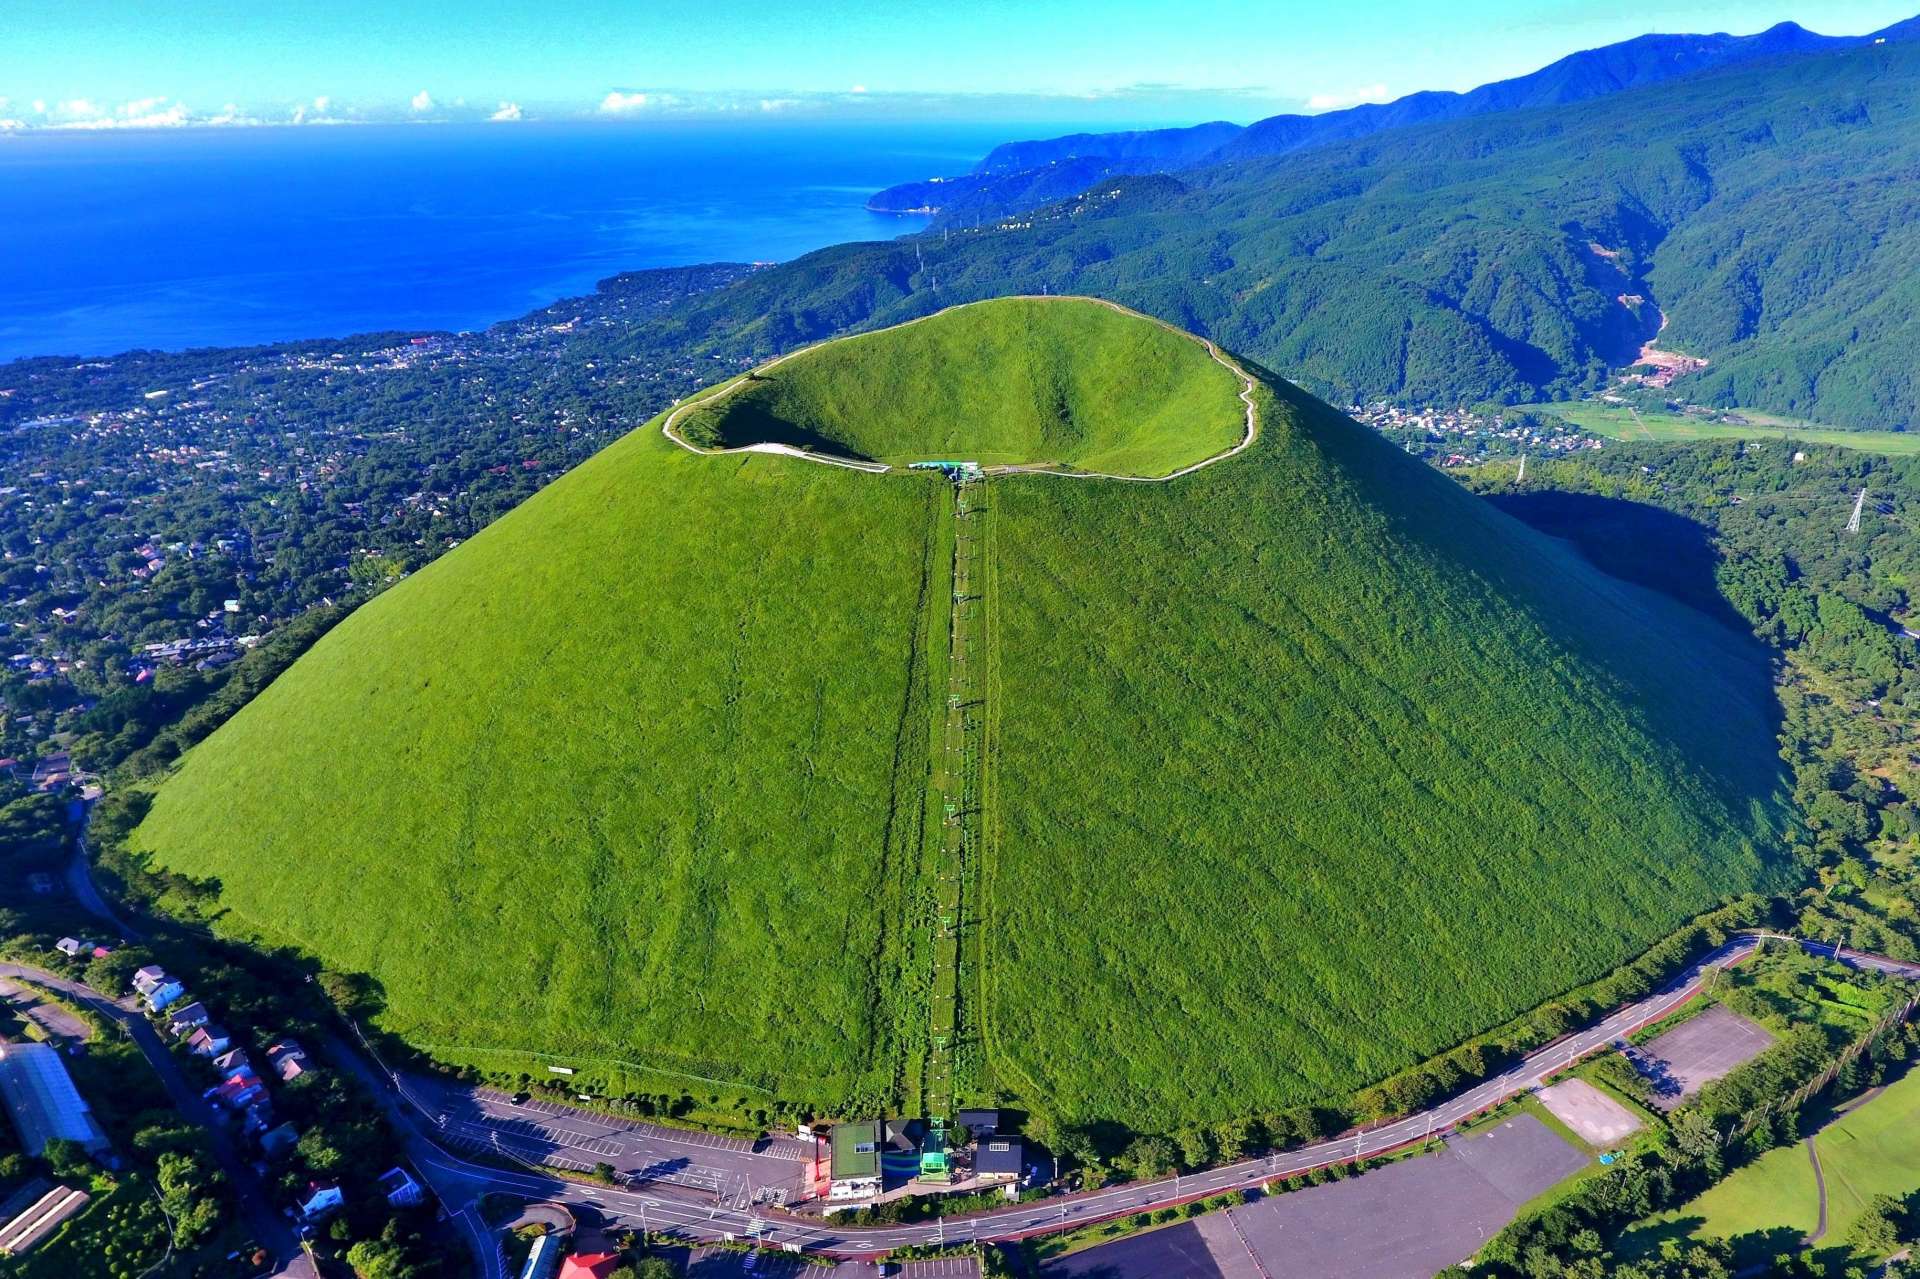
1628 1005 1776 1110
406 1075 815 1206
1048 1113 1589 1279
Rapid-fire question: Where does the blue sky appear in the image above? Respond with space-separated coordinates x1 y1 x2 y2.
1 0 1914 129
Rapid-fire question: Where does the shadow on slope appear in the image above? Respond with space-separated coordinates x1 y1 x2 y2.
1249 363 1787 826
980 356 1794 1127
1487 491 1749 633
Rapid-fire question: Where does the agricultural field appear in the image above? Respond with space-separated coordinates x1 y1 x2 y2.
130 298 1790 1132
673 296 1245 477
1525 401 1920 456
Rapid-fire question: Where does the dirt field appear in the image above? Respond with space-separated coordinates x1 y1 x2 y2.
1628 1005 1775 1110
1537 1078 1643 1147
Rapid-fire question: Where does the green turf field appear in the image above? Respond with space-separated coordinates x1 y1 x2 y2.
674 297 1246 477
1625 1140 1819 1258
1623 1066 1920 1264
132 298 1790 1129
1527 401 1920 455
1813 1068 1920 1241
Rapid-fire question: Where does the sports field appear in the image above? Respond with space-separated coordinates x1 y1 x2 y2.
1624 1065 1920 1262
1526 401 1920 455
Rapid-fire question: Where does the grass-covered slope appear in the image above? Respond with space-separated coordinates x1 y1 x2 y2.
674 297 1244 477
981 372 1786 1126
132 417 942 1107
131 298 1787 1129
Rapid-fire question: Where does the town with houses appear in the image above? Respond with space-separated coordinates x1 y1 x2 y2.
0 264 763 766
1345 400 1606 466
0 936 430 1262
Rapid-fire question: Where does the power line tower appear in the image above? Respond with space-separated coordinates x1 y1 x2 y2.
1845 487 1868 534
1516 453 1528 485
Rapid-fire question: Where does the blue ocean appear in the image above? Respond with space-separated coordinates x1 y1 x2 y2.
0 120 1057 362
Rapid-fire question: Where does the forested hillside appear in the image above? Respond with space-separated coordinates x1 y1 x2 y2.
868 122 1239 214
867 18 1905 220
655 38 1920 430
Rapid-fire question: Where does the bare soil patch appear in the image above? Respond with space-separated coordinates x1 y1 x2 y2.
1537 1077 1643 1147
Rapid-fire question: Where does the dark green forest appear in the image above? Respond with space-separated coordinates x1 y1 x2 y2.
576 38 1920 430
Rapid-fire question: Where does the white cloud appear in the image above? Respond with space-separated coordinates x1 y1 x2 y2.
758 97 802 112
489 100 523 122
599 90 651 113
1304 82 1391 112
410 89 433 112
314 95 331 112
31 100 46 114
126 102 192 128
850 84 867 94
42 96 194 129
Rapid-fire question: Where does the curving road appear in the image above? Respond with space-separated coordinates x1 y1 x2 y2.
328 933 1920 1262
54 841 1920 1268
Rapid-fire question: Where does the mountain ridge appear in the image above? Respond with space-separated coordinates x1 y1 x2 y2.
624 36 1920 430
868 14 1919 221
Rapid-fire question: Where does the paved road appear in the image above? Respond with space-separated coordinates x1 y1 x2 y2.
0 962 319 1279
58 836 1920 1270
0 976 94 1041
325 931 1920 1261
67 835 143 941
1802 1137 1829 1246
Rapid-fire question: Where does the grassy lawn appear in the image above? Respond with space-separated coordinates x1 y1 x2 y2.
675 297 1246 477
1815 1067 1920 1239
984 375 1788 1129
134 299 1791 1131
1526 401 1920 455
135 410 944 1111
1624 1140 1820 1263
1622 1066 1920 1266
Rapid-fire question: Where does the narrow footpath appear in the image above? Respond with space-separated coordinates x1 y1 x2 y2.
1803 1137 1829 1245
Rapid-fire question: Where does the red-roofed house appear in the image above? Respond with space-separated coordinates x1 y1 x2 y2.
558 1255 623 1279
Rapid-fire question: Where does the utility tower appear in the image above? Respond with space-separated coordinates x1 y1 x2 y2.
1516 453 1528 484
1845 487 1868 534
